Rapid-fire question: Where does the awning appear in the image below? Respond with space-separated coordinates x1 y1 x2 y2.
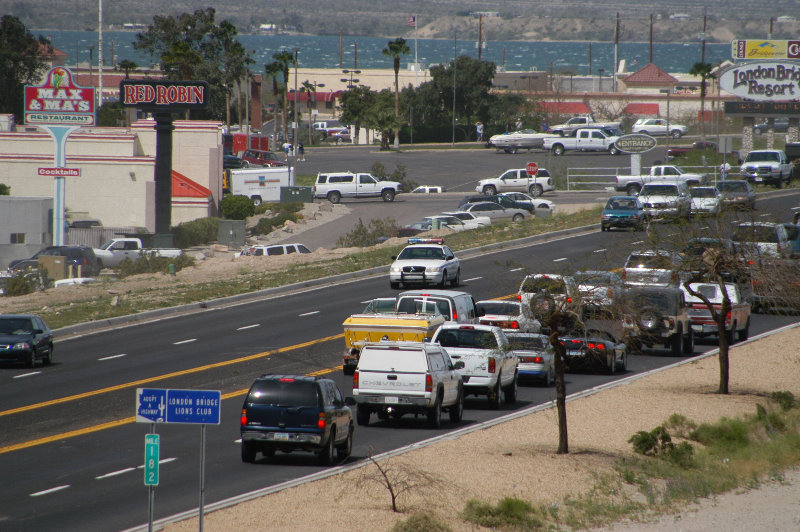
623 103 660 116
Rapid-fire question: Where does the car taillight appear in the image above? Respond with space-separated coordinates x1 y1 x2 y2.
317 413 326 429
240 408 247 426
425 373 433 392
607 288 613 298
488 357 496 373
566 297 572 303
452 310 458 320
516 294 522 300
353 370 359 389
587 342 606 350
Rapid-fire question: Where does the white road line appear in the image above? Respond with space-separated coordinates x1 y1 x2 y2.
30 485 70 497
136 457 178 469
553 257 568 262
759 213 770 217
298 311 320 317
593 248 607 253
463 276 482 282
13 372 41 379
236 324 260 331
631 240 644 245
96 467 136 479
98 354 127 361
173 339 197 345
234 438 242 444
509 267 524 272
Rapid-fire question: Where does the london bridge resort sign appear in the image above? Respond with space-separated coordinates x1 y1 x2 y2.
718 60 800 101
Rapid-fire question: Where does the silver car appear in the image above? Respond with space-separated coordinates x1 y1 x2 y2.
689 186 722 215
638 182 692 219
506 332 555 385
716 180 755 210
476 300 541 333
459 201 529 222
622 250 683 287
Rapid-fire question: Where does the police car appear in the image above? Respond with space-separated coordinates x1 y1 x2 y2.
389 238 461 289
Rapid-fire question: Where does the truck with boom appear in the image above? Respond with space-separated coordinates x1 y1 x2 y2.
614 165 708 195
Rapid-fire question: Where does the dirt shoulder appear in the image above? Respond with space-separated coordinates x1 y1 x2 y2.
164 325 800 532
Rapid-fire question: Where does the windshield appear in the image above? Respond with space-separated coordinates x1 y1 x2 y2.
605 198 638 210
627 290 678 314
520 276 565 294
436 329 499 349
397 297 451 319
641 185 678 195
625 254 673 269
732 225 779 243
716 181 747 192
691 187 717 198
247 380 320 407
507 335 547 350
745 152 779 162
573 272 615 285
396 246 445 260
477 301 521 316
0 317 34 335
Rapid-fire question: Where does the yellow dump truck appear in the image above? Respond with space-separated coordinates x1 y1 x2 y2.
342 299 446 375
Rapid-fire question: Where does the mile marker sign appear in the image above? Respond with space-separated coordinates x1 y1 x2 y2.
526 162 539 176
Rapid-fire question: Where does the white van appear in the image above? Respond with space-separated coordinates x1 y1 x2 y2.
230 167 292 206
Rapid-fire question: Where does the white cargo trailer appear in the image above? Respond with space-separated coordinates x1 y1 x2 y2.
229 167 293 205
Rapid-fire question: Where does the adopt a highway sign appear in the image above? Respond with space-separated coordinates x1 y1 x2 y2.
136 388 221 424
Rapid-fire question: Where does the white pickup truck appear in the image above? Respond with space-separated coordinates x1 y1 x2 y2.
352 342 465 428
93 237 182 268
614 165 708 195
474 168 555 196
431 323 518 409
543 128 621 156
739 149 792 188
548 115 621 136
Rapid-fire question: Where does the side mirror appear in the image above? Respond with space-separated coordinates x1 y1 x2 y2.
344 397 356 406
391 255 397 260
32 329 43 335
453 360 465 370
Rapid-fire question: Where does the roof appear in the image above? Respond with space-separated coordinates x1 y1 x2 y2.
288 90 343 103
622 63 679 85
538 101 591 114
623 103 660 116
172 171 212 198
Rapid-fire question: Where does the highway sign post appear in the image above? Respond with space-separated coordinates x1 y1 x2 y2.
526 162 539 176
136 388 220 531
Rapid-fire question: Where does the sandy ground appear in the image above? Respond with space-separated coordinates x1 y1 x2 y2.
164 325 800 532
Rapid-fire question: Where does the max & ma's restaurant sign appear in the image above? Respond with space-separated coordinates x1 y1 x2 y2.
718 60 800 101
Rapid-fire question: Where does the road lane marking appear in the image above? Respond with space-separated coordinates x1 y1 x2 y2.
234 438 242 443
553 257 567 262
463 276 482 282
236 324 260 331
98 354 127 361
631 240 644 245
137 457 178 468
509 267 524 272
96 467 136 479
298 311 320 317
0 332 345 420
173 339 197 345
30 485 70 497
13 372 41 379
593 248 607 253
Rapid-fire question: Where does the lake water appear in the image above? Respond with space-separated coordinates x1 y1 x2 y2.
44 30 733 74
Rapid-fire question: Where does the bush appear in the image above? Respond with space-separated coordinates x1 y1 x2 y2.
629 424 694 468
0 183 10 195
117 252 196 278
336 217 398 247
220 195 255 220
689 417 750 450
3 271 36 296
370 162 419 192
391 512 451 532
250 202 303 236
771 391 796 411
172 217 219 249
461 497 546 529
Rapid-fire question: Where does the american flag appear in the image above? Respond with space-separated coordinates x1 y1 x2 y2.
407 15 416 28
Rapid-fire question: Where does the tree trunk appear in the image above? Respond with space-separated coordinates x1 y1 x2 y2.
393 67 400 149
282 89 289 144
717 298 730 394
553 336 569 454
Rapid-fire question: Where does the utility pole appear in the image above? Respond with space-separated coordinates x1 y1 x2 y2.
701 11 707 64
649 14 653 64
478 14 483 62
768 17 774 39
588 42 592 76
613 12 619 92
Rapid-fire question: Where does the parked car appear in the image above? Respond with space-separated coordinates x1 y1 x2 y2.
498 192 556 213
68 219 102 228
506 332 555 385
9 246 102 277
459 201 529 222
223 154 248 169
352 341 464 428
239 374 355 465
458 193 539 214
441 210 492 227
476 299 541 333
631 118 688 138
689 186 723 216
600 195 646 231
239 149 287 168
753 117 789 134
389 238 460 289
715 180 756 210
0 314 54 368
240 243 311 256
410 186 446 194
313 172 402 204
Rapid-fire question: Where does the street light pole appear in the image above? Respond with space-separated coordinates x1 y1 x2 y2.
660 88 672 153
292 48 299 157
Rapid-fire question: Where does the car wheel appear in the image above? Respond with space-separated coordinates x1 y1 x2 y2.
336 424 353 460
600 224 607 232
543 366 555 386
670 330 683 356
639 130 649 136
381 189 395 202
552 144 565 156
738 319 750 341
250 196 262 207
451 269 460 288
318 430 336 466
449 388 464 423
356 405 370 426
609 145 620 156
683 328 694 354
503 372 518 404
427 396 442 429
241 161 250 168
512 213 524 222
488 376 503 409
618 351 628 372
241 441 257 463
671 130 683 138
606 352 616 374
531 184 544 197
438 270 447 289
483 185 497 196
390 281 400 289
327 191 341 204
626 184 640 196
43 344 53 366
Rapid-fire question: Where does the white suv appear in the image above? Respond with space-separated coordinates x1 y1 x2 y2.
475 168 555 197
389 238 461 289
313 172 402 204
631 118 688 138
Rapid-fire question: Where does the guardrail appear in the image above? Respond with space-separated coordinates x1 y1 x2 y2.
565 165 719 191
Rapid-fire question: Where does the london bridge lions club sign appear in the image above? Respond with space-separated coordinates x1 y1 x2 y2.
718 60 800 101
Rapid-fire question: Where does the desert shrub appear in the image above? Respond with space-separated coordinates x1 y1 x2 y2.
629 425 673 456
3 271 36 296
771 391 796 411
461 497 546 529
336 217 398 247
250 203 303 236
0 183 10 195
665 413 697 438
391 512 451 532
371 162 419 192
172 217 219 249
117 252 195 278
220 195 255 220
689 417 749 450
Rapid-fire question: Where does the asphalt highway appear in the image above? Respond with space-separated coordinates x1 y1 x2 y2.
0 192 798 531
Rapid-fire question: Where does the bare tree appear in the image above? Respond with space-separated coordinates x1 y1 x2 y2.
356 453 443 512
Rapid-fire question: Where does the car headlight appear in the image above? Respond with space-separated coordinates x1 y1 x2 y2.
390 266 402 273
427 266 443 272
12 342 31 351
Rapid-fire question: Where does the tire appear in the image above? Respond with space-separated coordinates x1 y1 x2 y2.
736 319 749 342
670 130 682 138
552 144 565 156
512 213 524 222
343 363 356 376
529 184 544 197
483 185 497 196
427 396 442 429
558 130 565 137
609 145 620 156
451 269 460 288
43 344 53 366
327 191 341 204
488 376 504 409
336 425 353 460
356 405 370 426
390 281 400 289
27 349 37 369
318 430 336 466
503 372 518 404
250 196 262 207
449 389 464 423
241 161 250 168
381 189 395 202
639 130 649 136
601 224 607 232
683 328 694 354
438 270 447 289
241 441 256 463
670 330 683 356
626 184 640 196
617 351 628 372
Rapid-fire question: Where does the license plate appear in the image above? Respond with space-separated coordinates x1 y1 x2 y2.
692 324 702 332
385 396 398 404
566 350 582 357
273 432 289 441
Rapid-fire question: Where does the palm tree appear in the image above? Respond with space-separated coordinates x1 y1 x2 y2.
689 62 715 143
271 50 295 144
265 61 284 146
382 38 410 149
116 59 138 79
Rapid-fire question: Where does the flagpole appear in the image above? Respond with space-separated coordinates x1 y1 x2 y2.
414 15 418 86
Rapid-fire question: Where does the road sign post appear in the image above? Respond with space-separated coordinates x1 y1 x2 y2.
144 431 159 532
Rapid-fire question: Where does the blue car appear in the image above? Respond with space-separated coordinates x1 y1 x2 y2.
600 196 646 232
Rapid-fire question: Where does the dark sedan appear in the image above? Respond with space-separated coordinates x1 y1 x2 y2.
9 246 102 277
223 154 248 169
716 180 756 210
0 314 54 367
